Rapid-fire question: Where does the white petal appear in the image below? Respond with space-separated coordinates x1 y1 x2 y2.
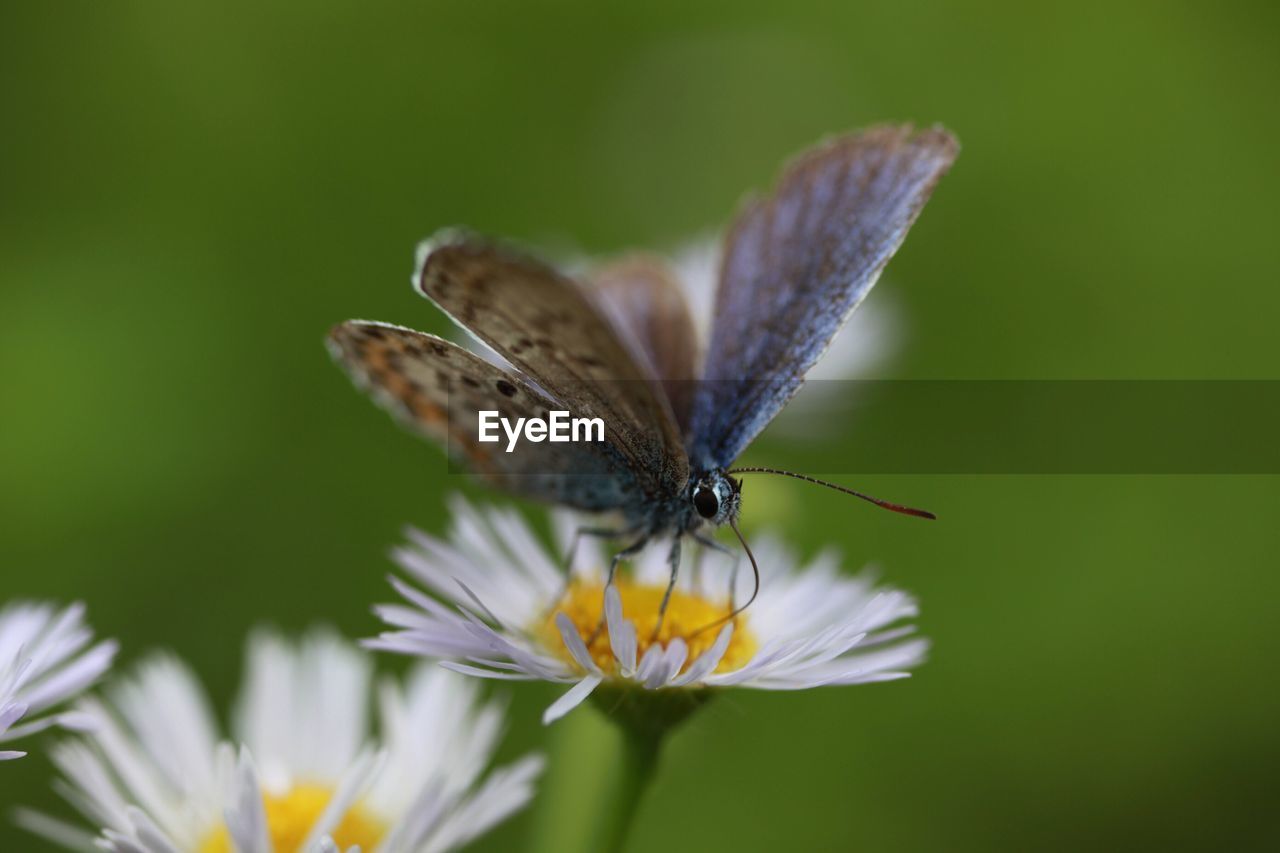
554 614 602 676
604 587 637 676
633 645 664 684
418 755 545 853
642 640 687 689
12 807 100 850
225 747 270 853
542 675 603 724
0 700 29 736
122 806 180 853
671 624 733 688
20 639 118 714
300 749 383 852
438 662 541 681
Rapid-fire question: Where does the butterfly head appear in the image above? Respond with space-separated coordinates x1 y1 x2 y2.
690 470 741 527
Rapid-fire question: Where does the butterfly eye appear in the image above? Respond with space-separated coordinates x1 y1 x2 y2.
692 486 720 519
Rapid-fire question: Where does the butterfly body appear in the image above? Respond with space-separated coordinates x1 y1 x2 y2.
330 124 958 624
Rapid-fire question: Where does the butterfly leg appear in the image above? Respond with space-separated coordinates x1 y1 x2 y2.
690 530 733 557
586 535 649 644
686 530 733 597
561 526 631 575
544 525 632 621
650 537 683 642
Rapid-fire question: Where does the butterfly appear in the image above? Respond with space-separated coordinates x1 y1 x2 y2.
329 124 958 635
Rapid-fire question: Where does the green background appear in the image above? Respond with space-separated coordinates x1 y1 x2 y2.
3 1 1278 850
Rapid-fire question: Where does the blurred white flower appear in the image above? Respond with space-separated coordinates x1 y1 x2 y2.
19 630 542 853
0 601 116 761
369 498 927 725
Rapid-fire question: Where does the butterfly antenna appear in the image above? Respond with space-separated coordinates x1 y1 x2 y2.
727 467 936 519
690 519 760 639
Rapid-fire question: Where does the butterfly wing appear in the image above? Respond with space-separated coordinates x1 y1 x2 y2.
588 256 699 435
327 320 644 511
687 124 959 469
417 236 690 501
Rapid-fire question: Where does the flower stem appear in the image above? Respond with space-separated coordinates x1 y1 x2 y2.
587 685 715 853
528 687 715 853
596 723 664 853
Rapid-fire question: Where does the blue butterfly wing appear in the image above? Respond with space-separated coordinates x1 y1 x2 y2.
686 125 959 469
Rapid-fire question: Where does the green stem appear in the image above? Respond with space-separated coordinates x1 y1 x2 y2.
526 686 714 853
595 724 664 853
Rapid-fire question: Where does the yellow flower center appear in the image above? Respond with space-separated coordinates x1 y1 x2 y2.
200 784 386 853
540 579 758 676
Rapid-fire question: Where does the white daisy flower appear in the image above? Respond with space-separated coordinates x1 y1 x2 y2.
368 498 927 725
0 601 117 761
18 630 543 853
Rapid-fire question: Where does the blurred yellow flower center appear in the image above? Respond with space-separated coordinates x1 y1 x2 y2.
542 579 757 676
200 784 385 853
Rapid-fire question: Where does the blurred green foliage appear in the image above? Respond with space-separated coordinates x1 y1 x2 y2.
2 1 1278 850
